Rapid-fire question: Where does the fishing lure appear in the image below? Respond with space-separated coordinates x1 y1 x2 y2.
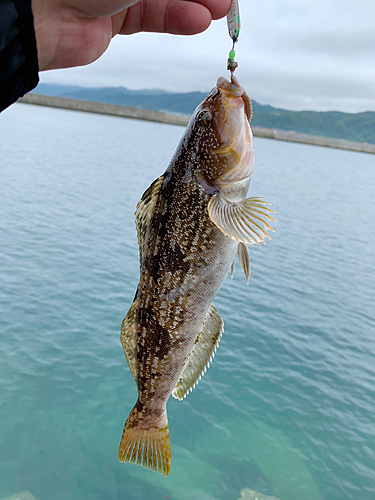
227 0 240 42
227 0 240 73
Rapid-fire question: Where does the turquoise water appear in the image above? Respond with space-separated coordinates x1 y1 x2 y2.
0 103 374 500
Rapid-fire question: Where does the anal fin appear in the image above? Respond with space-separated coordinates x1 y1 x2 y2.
172 304 224 401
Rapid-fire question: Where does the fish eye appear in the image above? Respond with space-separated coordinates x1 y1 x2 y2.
197 110 213 127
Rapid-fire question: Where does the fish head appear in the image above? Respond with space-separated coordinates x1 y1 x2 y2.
190 75 254 198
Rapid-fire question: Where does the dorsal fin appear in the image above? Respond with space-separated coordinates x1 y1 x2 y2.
172 304 223 401
120 297 140 383
135 176 164 268
208 194 276 247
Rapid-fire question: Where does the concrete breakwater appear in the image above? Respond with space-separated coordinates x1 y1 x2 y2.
19 93 375 155
19 93 189 127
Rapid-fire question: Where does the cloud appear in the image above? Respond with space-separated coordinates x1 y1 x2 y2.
39 1 375 112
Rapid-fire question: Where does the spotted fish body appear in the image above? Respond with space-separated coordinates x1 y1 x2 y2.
119 76 275 476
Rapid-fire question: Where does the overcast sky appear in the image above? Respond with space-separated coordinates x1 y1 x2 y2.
39 0 375 113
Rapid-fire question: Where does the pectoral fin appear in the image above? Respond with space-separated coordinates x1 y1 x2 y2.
208 194 276 246
120 298 140 384
172 304 224 401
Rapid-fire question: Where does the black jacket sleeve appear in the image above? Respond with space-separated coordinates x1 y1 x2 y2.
0 0 39 112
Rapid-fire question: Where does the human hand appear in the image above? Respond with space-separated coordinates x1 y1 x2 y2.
31 0 232 71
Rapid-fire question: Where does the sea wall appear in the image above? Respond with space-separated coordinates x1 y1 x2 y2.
18 93 375 155
251 126 375 154
18 93 188 127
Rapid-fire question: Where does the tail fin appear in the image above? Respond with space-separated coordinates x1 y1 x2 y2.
118 404 171 477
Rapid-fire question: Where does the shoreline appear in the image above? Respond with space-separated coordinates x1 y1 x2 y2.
18 93 375 155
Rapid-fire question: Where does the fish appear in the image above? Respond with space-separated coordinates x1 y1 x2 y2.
118 75 276 476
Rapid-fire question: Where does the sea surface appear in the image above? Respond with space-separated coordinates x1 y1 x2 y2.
0 103 374 500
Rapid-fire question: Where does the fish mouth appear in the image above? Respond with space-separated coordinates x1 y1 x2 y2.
217 76 243 96
216 76 253 122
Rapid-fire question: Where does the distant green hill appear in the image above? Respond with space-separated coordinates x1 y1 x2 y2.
34 84 375 144
253 109 375 145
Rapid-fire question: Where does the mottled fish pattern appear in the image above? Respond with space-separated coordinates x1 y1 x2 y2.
118 75 276 476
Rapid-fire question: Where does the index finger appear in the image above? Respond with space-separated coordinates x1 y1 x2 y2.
118 0 232 35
